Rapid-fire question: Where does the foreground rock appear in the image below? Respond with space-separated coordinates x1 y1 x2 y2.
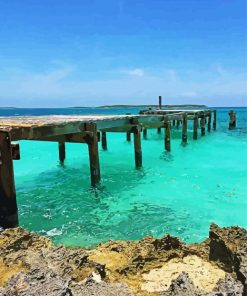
0 224 246 296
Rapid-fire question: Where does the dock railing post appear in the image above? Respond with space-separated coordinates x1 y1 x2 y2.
133 126 142 168
213 110 217 130
86 124 101 186
182 113 187 145
164 121 171 152
0 131 18 228
58 142 66 163
201 114 206 136
193 115 198 140
229 110 236 130
101 132 107 150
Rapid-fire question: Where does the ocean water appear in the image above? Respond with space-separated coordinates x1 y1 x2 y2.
1 107 247 246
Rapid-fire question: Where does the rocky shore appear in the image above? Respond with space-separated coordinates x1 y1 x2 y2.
0 224 246 296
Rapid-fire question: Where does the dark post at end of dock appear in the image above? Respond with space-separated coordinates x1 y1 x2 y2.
229 110 236 130
0 131 18 228
159 95 162 109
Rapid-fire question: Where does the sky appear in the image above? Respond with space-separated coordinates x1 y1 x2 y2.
0 0 246 107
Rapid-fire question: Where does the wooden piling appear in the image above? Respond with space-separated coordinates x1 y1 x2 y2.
172 120 176 127
86 124 101 186
133 127 142 168
101 132 107 150
159 95 162 109
143 128 147 139
126 132 131 142
58 142 65 163
164 122 171 152
182 113 187 145
176 120 180 128
207 113 211 132
229 110 236 130
157 127 161 134
213 110 217 130
193 115 198 140
0 131 18 228
201 114 206 136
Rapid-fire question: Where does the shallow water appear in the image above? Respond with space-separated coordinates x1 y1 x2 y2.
1 107 247 246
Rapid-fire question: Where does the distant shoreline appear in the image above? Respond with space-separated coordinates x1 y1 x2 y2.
1 105 247 109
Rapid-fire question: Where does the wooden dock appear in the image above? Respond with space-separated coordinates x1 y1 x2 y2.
0 109 216 228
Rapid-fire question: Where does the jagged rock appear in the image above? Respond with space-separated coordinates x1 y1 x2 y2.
0 268 72 296
209 223 247 294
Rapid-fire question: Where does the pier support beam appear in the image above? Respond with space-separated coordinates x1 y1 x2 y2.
213 110 217 130
126 132 131 142
86 124 101 186
164 122 171 152
172 120 176 127
101 132 107 150
176 120 180 128
201 114 206 136
182 114 187 145
143 128 147 139
193 115 198 140
157 127 161 134
58 142 66 163
207 113 211 132
229 110 236 130
159 95 162 109
0 131 18 228
133 127 142 168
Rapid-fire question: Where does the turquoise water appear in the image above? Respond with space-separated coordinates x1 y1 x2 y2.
1 107 247 246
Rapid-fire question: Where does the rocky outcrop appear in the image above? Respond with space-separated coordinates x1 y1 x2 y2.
0 224 246 296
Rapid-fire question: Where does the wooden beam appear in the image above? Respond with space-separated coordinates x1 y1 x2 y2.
0 131 18 228
213 110 217 130
164 122 171 152
58 142 66 163
11 144 20 160
182 113 187 145
207 113 212 132
229 110 236 130
193 115 198 140
201 114 206 136
101 131 107 150
172 120 176 127
133 127 142 168
176 120 180 128
143 128 147 139
85 124 101 186
157 127 161 134
126 132 131 142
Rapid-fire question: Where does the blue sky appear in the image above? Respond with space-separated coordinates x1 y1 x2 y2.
0 0 246 107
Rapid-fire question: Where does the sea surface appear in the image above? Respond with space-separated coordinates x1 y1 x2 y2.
1 107 247 246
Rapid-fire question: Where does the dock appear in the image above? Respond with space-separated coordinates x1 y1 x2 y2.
0 109 216 228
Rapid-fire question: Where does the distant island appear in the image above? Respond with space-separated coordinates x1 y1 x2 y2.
72 104 208 109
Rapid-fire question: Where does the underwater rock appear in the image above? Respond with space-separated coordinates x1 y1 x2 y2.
0 224 246 295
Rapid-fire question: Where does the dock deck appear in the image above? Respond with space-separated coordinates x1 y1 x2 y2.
0 109 216 228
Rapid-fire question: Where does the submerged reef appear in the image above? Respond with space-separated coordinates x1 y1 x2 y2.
0 224 246 296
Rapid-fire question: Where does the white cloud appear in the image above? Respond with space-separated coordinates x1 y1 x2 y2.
124 68 145 77
0 64 246 107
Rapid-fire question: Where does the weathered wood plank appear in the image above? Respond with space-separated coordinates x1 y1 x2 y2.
0 131 18 228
